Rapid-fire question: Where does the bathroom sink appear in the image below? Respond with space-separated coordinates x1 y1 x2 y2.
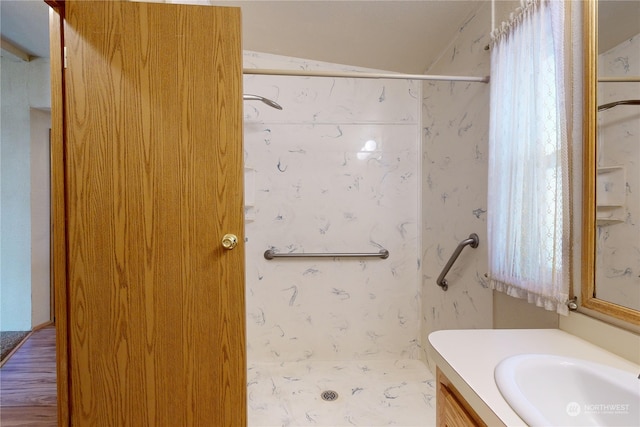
494 354 640 426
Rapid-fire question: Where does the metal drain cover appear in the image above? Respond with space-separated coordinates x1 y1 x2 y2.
320 390 339 401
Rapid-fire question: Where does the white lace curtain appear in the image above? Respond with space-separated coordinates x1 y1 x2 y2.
488 0 571 314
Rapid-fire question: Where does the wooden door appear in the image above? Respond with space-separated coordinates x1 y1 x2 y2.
58 1 245 425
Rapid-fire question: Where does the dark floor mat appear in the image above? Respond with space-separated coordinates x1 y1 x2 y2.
1 331 30 362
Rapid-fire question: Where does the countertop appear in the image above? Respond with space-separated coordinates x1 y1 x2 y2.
428 328 640 426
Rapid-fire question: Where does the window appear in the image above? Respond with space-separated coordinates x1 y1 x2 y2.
487 0 570 314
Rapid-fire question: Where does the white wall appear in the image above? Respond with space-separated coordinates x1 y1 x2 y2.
0 56 51 331
243 52 421 363
1 57 32 331
420 2 559 352
30 108 51 327
420 3 493 352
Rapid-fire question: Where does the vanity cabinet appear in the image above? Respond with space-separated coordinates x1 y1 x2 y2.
436 368 486 427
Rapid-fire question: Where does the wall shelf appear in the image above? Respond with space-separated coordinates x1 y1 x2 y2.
596 165 625 224
244 166 256 222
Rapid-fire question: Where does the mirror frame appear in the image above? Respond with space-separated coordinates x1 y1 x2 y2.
581 0 640 325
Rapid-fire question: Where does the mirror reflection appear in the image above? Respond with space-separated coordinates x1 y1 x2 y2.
595 0 640 311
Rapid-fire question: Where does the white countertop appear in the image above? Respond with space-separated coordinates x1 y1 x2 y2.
428 329 640 426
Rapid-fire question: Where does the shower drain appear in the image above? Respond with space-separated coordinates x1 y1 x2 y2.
320 390 339 401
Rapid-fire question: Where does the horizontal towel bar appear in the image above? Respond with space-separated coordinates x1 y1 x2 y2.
264 249 389 260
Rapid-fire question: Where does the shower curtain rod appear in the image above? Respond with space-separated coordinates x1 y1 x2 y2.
243 68 490 83
599 76 640 82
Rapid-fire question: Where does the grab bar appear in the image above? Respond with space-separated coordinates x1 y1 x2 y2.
264 249 389 260
436 233 479 291
243 94 283 110
597 99 640 112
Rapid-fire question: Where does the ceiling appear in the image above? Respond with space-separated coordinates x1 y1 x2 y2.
1 0 484 74
1 0 51 59
1 1 638 73
598 0 640 53
205 0 484 73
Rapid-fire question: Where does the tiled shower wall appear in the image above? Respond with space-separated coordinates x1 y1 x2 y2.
243 52 421 363
420 2 493 354
596 33 640 309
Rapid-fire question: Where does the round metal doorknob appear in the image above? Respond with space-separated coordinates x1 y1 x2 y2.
221 234 238 250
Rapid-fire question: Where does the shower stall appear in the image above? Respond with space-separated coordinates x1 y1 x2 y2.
242 51 434 426
238 0 495 422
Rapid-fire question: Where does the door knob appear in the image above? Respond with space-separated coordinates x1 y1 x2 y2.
221 234 238 250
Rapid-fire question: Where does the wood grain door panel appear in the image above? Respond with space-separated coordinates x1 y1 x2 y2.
62 1 244 424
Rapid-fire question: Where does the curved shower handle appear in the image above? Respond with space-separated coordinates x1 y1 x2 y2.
243 94 283 110
436 233 480 291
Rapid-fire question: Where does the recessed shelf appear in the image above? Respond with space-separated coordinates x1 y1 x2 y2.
244 166 256 222
597 165 624 173
596 165 625 207
596 218 624 225
596 205 625 224
244 166 255 207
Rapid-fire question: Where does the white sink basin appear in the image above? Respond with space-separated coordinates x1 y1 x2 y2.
495 354 640 426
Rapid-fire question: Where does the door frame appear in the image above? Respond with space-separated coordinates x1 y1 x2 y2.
45 1 69 424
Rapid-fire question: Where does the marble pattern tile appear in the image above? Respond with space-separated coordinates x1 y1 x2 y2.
247 359 436 427
596 33 640 310
420 2 493 366
243 52 421 363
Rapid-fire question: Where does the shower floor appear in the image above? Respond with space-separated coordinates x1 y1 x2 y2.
247 359 436 426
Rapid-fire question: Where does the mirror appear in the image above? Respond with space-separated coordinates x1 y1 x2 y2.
582 0 640 325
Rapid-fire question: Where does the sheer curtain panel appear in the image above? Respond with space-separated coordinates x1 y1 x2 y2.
488 0 571 315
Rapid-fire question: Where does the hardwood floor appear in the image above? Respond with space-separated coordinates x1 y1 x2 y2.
0 326 57 426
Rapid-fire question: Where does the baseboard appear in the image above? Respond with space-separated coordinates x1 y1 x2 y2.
32 321 54 332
